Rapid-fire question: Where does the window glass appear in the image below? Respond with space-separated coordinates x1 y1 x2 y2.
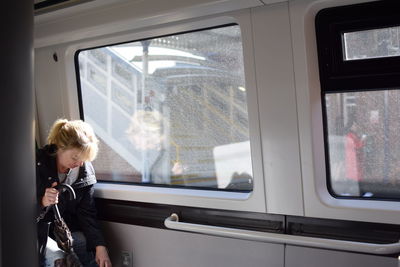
325 90 400 199
343 26 400 61
77 25 253 191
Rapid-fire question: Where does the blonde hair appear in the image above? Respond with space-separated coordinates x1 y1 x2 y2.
47 119 99 162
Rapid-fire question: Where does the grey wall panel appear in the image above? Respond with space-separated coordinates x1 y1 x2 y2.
101 221 284 267
285 245 397 267
0 1 36 266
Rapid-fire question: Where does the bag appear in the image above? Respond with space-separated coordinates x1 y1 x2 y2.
51 184 83 267
53 217 73 252
52 215 83 267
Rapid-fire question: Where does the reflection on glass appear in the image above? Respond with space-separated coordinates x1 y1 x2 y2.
78 25 253 191
126 109 164 151
343 26 400 60
325 90 400 199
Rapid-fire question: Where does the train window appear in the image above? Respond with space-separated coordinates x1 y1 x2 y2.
325 90 400 198
76 24 253 192
316 2 400 200
343 26 400 61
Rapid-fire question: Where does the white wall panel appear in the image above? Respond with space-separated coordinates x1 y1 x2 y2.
36 9 268 213
34 0 263 48
291 0 400 224
35 47 68 145
252 3 304 216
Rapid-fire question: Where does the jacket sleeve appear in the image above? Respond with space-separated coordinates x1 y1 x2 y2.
76 185 107 250
36 159 47 218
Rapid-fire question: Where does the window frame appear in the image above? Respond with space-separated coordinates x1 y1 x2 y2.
316 1 400 201
316 1 400 93
71 14 267 213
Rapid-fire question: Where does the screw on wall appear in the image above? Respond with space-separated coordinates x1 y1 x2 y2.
121 251 132 267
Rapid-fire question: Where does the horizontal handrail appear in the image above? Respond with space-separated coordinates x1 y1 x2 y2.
164 213 400 255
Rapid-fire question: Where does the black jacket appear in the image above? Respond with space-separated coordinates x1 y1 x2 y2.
36 145 106 261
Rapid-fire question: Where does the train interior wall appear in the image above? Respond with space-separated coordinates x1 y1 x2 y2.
34 0 400 266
